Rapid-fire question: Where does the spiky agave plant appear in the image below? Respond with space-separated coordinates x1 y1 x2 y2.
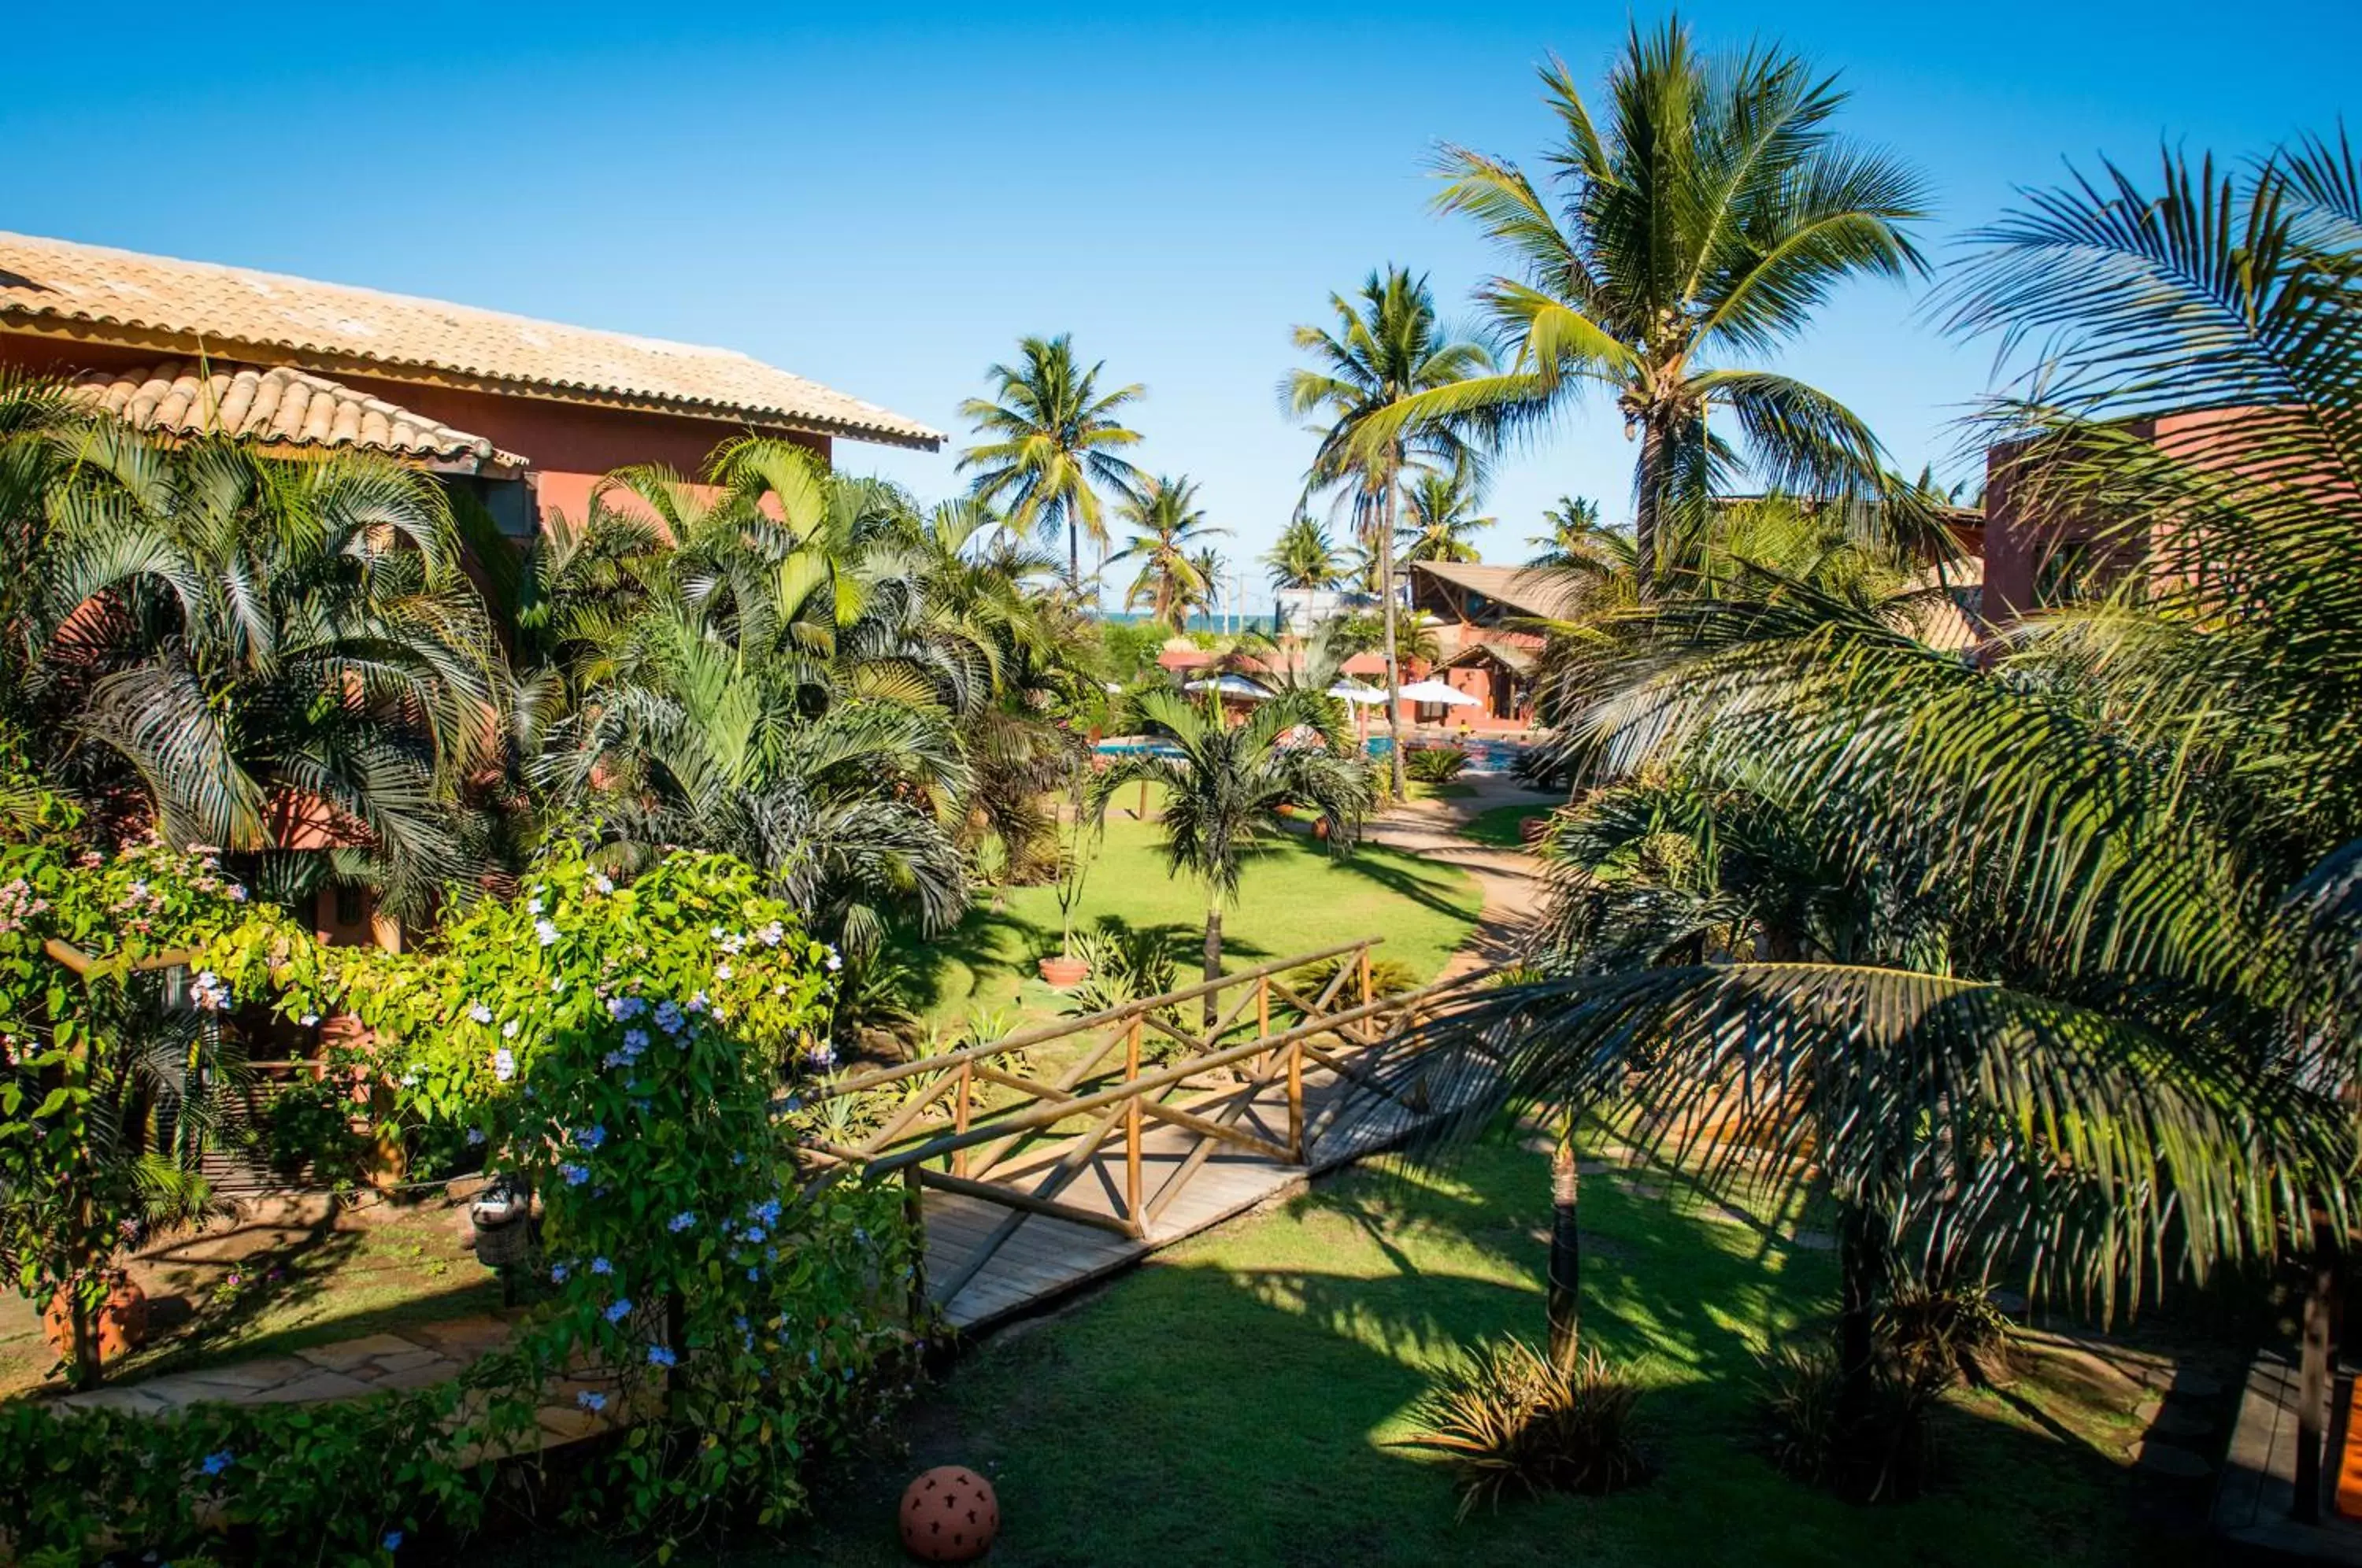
1396 1336 1647 1517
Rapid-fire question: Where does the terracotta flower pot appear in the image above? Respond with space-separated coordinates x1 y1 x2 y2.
1312 817 1332 841
43 1276 150 1366
1038 955 1090 989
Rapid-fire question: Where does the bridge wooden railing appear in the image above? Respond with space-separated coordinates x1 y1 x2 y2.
793 937 1487 1311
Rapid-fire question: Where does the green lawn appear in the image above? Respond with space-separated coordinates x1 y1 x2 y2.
752 1130 2207 1568
1465 800 1553 849
892 807 1485 1034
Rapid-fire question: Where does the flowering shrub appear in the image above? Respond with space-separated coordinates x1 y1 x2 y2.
0 784 305 1384
2 838 921 1559
319 842 914 1539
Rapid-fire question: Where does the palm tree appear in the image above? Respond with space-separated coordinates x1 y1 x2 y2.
1089 691 1373 1027
1527 495 1605 567
1286 268 1493 793
25 429 499 915
1263 511 1344 596
1438 134 2362 1491
957 335 1146 591
544 442 985 954
1187 546 1228 632
1372 20 1930 592
1107 475 1226 634
1398 470 1492 564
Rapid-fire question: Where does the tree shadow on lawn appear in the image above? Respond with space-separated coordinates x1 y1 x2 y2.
773 1142 2220 1568
1316 842 1484 926
886 907 1040 1019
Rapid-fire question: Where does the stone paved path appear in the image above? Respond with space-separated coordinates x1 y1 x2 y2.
1363 777 1554 982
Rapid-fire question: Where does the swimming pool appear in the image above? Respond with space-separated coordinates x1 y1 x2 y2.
1095 734 1534 775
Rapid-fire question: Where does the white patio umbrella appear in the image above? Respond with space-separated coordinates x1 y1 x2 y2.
1394 678 1479 707
1324 682 1390 704
1184 674 1274 700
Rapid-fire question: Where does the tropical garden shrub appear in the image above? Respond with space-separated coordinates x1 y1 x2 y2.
1756 1338 1944 1503
1063 923 1182 1017
1279 952 1419 1015
0 771 308 1384
1404 745 1470 785
257 1072 367 1183
1398 1337 1647 1518
1 839 923 1560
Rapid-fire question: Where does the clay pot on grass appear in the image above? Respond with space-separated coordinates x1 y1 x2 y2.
43 1275 150 1367
1038 954 1091 989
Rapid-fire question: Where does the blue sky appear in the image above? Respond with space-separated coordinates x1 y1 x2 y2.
3 2 2353 612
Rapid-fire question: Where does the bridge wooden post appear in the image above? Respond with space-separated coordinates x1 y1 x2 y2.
952 1063 973 1178
1287 1039 1305 1163
1256 974 1271 1076
1357 947 1374 1041
901 1165 927 1324
1124 1019 1144 1234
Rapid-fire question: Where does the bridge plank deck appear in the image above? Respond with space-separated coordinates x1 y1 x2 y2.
928 1055 1478 1333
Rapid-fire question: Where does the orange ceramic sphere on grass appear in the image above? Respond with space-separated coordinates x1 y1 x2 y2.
898 1465 999 1562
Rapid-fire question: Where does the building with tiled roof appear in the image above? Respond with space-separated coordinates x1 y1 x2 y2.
0 230 940 533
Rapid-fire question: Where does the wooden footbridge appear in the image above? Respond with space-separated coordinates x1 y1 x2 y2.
802 939 1495 1332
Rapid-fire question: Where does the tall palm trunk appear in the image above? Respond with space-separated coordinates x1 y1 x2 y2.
1835 1196 1890 1440
1547 1126 1582 1368
1376 479 1407 797
2294 1219 2342 1523
1068 513 1083 595
1201 900 1224 1032
1634 403 1672 599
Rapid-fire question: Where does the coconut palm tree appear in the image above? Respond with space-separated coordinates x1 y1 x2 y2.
1370 20 1930 592
1263 511 1344 597
1527 495 1606 567
1433 133 2362 1493
1187 546 1228 631
1398 470 1493 564
1286 268 1493 793
957 335 1146 592
1107 475 1227 634
1089 691 1373 1027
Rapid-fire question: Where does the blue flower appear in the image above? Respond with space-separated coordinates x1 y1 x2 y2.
559 1163 590 1186
747 1267 761 1281
622 1029 648 1053
200 1449 233 1476
576 1390 607 1412
575 1126 605 1150
590 1256 613 1275
605 1296 633 1323
653 1000 685 1035
382 1530 404 1551
607 995 644 1022
465 1127 487 1147
742 1226 766 1244
550 1263 569 1284
667 1211 695 1233
646 1344 677 1368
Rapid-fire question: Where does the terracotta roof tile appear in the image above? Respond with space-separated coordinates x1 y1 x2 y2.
71 359 527 473
1 231 942 451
